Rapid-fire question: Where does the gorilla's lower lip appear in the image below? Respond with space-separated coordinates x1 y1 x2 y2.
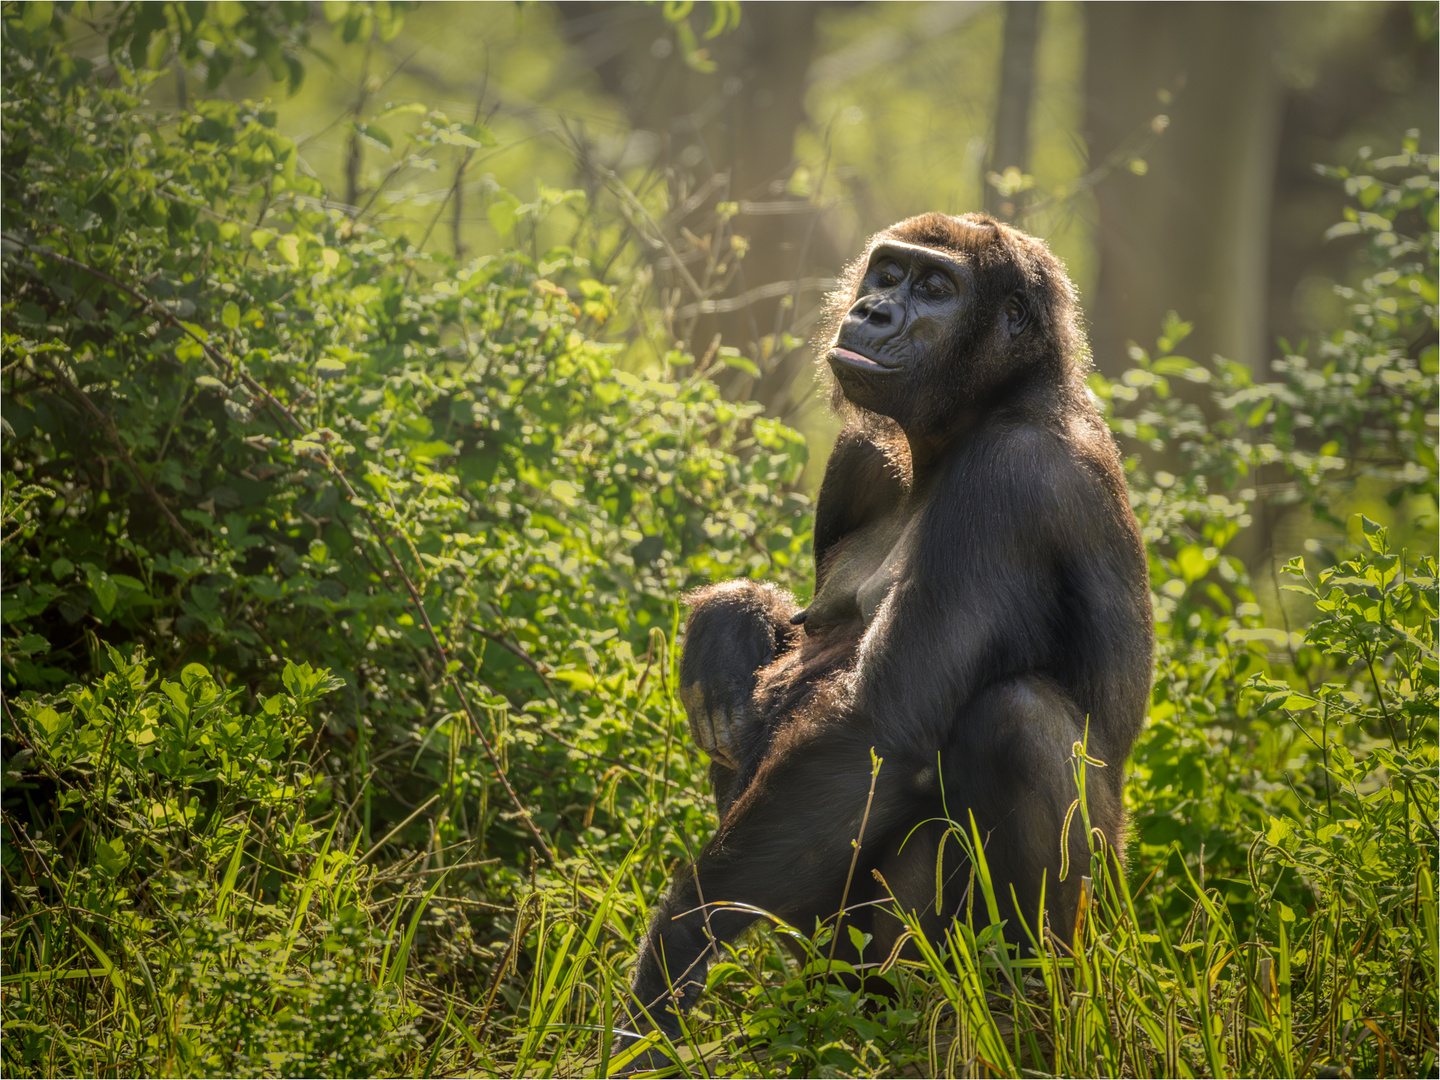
828 347 899 372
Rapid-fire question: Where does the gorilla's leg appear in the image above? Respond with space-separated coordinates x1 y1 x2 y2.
855 678 1122 965
623 714 925 1041
678 580 799 814
864 816 955 966
937 675 1123 943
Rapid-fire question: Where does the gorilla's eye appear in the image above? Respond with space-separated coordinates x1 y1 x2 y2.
875 263 902 287
915 274 949 299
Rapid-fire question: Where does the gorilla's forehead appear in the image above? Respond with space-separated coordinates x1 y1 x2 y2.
864 240 971 274
882 214 999 256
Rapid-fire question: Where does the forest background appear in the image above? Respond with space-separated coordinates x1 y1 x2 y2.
0 2 1436 1076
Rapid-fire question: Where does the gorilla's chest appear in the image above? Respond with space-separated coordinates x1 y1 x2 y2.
804 510 917 633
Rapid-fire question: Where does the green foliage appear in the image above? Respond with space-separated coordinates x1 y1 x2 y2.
4 647 421 1076
1086 141 1437 903
1079 141 1439 1074
0 0 807 850
1 10 805 1076
1 8 1435 1079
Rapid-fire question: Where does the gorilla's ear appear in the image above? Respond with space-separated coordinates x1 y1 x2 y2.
1003 292 1031 336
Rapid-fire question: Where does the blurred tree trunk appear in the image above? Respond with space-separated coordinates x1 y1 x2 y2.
1263 3 1439 354
986 1 1040 221
1084 4 1438 586
1083 4 1284 580
1083 3 1283 375
557 2 834 413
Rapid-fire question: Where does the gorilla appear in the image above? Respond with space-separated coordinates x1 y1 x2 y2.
618 212 1153 1051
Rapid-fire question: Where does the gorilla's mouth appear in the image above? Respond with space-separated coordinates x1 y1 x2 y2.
828 347 900 373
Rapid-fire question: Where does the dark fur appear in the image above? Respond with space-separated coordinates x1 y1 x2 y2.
620 213 1153 1048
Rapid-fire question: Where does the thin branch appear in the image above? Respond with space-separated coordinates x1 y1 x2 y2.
467 621 555 694
1017 112 1170 224
675 276 836 320
558 131 708 303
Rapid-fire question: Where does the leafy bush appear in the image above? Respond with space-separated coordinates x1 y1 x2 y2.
2 9 804 1075
1 7 1435 1078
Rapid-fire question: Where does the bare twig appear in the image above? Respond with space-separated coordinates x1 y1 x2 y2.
557 131 708 304
359 792 442 863
676 276 836 320
1017 112 1170 223
417 51 490 256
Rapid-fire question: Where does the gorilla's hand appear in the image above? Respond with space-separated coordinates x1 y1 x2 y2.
678 680 746 769
678 580 798 769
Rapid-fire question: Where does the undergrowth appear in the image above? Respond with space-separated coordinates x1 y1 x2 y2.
1 6 1436 1077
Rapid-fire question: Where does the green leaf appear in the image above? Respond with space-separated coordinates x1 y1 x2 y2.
94 837 129 878
1358 514 1388 554
847 924 873 955
221 301 240 330
275 235 300 267
352 121 393 151
720 350 760 378
14 632 49 656
407 440 455 462
282 660 344 702
30 705 67 740
1259 688 1317 713
377 101 427 119
180 662 212 691
1151 355 1197 376
86 566 119 615
22 1 52 33
462 122 497 147
488 193 520 237
1265 817 1293 846
1176 545 1212 584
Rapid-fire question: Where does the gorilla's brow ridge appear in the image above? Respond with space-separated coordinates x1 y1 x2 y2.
882 214 999 258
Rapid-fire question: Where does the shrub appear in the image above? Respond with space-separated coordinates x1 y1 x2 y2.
2 10 805 1075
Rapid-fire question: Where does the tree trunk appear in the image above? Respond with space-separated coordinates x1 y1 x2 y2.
556 3 831 409
986 2 1040 221
1083 3 1283 375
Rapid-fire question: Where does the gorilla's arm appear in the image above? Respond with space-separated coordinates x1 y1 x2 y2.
853 423 1152 769
788 418 910 634
810 417 910 582
676 420 907 801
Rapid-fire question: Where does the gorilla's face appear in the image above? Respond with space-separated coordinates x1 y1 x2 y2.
828 239 1030 437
